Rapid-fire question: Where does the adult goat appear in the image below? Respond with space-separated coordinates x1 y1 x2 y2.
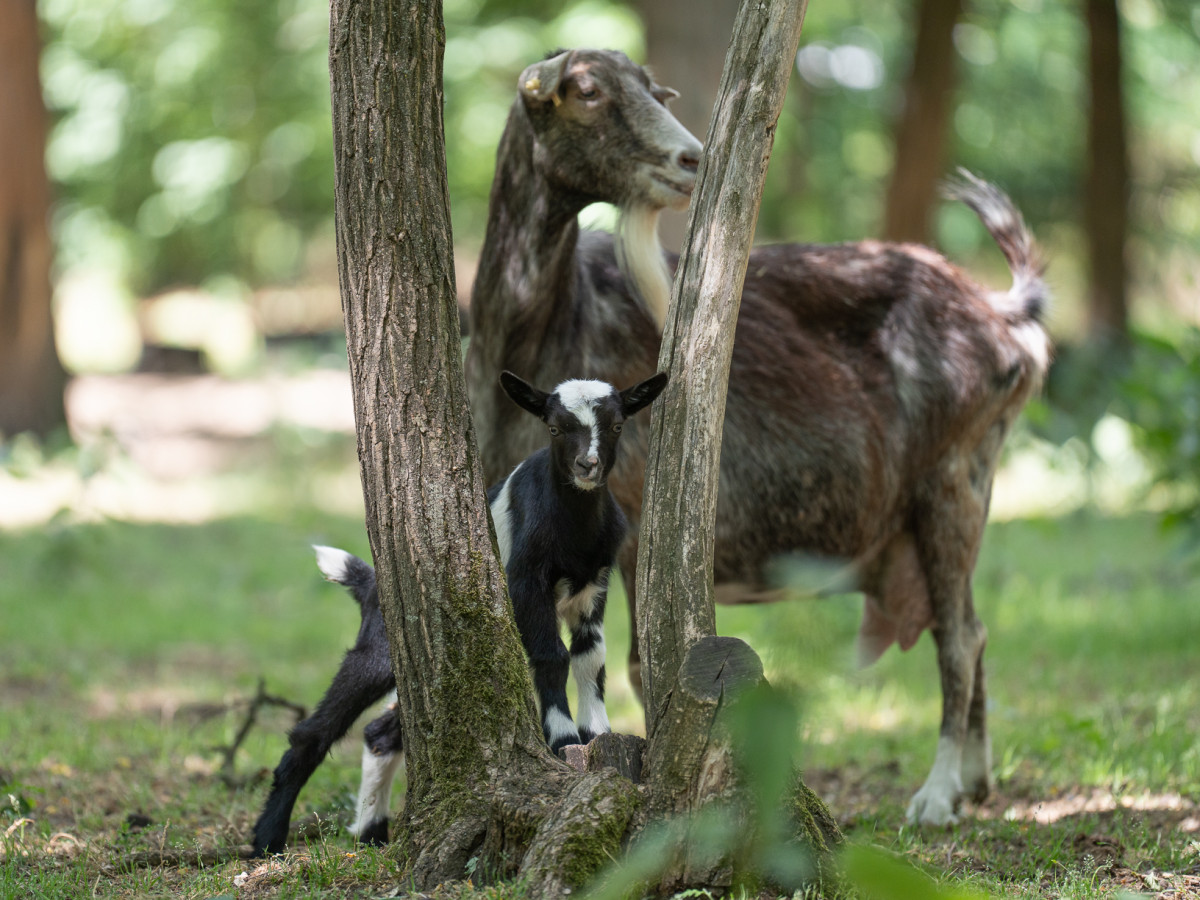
464 48 1051 826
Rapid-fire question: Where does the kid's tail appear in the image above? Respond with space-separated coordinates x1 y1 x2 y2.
312 545 376 609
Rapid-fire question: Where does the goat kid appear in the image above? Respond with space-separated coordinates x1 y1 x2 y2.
251 547 400 857
464 48 1052 826
491 369 668 751
251 371 667 855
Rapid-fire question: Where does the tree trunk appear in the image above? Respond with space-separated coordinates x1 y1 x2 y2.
882 0 964 244
635 1 841 891
637 0 807 731
638 0 740 252
329 2 636 893
0 0 66 439
1084 0 1129 343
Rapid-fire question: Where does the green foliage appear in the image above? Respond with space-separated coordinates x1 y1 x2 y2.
842 844 987 900
41 0 335 296
1116 328 1200 540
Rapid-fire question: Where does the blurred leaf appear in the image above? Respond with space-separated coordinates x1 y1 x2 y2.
842 844 989 900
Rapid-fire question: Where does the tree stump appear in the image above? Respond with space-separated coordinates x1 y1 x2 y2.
641 636 762 891
561 733 646 783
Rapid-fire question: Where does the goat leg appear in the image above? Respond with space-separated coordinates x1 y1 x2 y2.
349 705 405 845
568 591 610 744
532 643 579 754
962 643 992 802
907 590 987 826
251 643 395 856
617 540 644 702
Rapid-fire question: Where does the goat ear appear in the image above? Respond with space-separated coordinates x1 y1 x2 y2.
620 372 669 416
651 85 680 105
500 371 550 418
518 51 572 105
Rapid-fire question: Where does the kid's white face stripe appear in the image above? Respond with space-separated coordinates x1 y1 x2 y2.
553 379 612 412
554 379 612 463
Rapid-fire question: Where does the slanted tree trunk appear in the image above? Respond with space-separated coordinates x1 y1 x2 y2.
0 0 66 439
1084 0 1129 344
329 2 636 893
882 0 964 244
636 0 841 891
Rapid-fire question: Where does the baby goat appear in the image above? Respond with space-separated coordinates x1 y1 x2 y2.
251 547 400 856
251 371 666 854
491 369 668 751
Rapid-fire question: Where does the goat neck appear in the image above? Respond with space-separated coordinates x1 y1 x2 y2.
471 107 588 338
467 108 592 481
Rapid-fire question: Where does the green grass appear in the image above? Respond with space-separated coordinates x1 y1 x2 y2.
2 503 1198 897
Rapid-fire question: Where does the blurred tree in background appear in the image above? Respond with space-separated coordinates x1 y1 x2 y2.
882 0 963 245
1085 0 1130 345
636 0 739 250
0 0 66 439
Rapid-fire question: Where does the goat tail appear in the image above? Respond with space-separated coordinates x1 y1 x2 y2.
943 169 1048 324
312 545 376 609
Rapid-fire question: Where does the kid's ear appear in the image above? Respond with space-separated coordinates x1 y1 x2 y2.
500 371 550 418
620 371 669 416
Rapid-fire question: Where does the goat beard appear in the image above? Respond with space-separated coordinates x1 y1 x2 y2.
616 205 671 331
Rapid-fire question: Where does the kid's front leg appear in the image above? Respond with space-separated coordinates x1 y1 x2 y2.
568 588 610 744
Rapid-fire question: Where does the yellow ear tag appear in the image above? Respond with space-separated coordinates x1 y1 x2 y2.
551 93 562 107
524 77 541 92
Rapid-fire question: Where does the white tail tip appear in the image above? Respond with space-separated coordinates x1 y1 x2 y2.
312 545 353 583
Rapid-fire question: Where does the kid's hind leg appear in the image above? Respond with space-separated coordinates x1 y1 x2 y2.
252 643 394 855
349 701 405 846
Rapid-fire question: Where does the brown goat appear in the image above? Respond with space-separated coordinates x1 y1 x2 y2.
465 48 1051 826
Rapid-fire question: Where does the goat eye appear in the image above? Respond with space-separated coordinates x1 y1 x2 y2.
612 423 623 433
578 86 598 100
548 426 560 436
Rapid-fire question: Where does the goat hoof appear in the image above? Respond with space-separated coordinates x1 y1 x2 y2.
906 788 962 827
356 817 389 846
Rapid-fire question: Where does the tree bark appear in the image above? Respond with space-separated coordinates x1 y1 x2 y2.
329 2 635 892
0 0 66 439
635 2 841 891
882 0 964 244
1084 0 1130 343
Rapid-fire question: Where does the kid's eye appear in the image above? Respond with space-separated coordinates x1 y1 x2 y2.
549 426 560 436
579 87 598 99
612 423 623 433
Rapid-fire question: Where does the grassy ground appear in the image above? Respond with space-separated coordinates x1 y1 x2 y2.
2 430 1199 898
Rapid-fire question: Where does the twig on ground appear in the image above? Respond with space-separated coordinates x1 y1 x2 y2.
197 678 307 788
